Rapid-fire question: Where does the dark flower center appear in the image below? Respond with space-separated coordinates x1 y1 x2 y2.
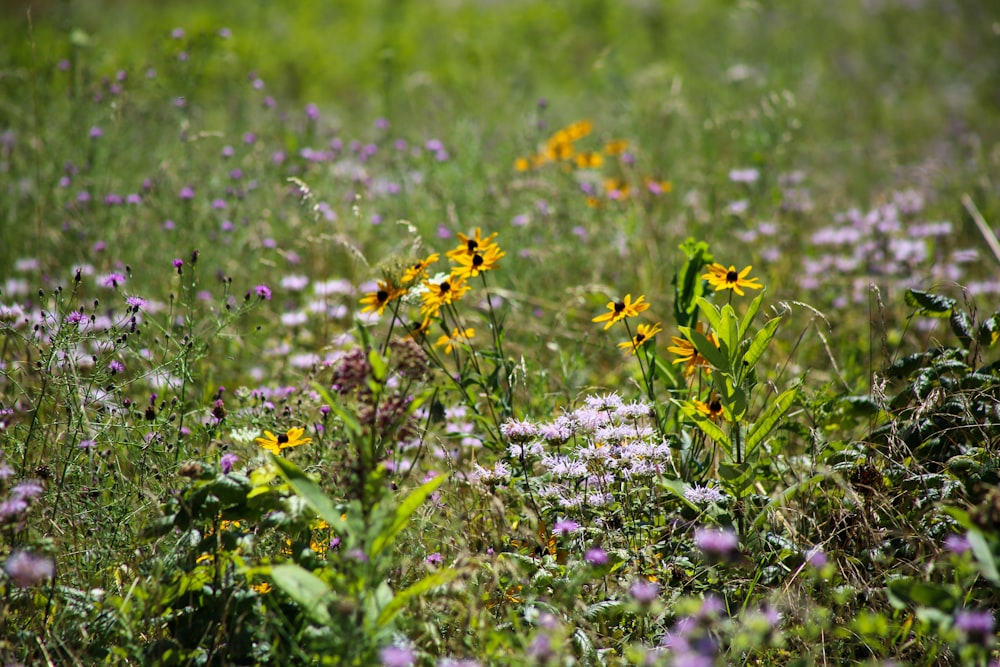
709 399 722 412
377 290 389 302
726 270 739 282
635 333 646 343
277 434 289 444
613 301 626 313
440 282 451 294
472 253 484 267
467 240 478 252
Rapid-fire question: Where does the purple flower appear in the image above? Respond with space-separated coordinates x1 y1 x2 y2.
584 547 607 566
78 439 97 450
89 126 103 139
425 552 443 565
305 103 320 121
804 546 827 568
694 527 739 560
12 481 44 501
211 198 227 210
329 536 341 549
171 27 185 39
553 519 579 536
126 296 146 309
253 285 272 300
220 452 238 474
179 185 195 200
380 646 415 667
108 360 125 374
944 534 971 555
3 551 54 587
629 579 660 604
101 272 126 288
500 419 538 443
243 132 256 145
126 193 141 205
955 609 995 646
0 497 29 523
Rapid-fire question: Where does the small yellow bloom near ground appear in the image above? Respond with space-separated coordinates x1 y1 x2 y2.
593 294 650 330
618 322 663 355
694 395 725 421
701 263 763 296
435 327 475 355
255 427 312 455
252 582 272 595
402 253 440 284
359 280 403 316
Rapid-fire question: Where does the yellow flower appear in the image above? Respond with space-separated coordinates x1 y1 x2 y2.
514 157 532 171
666 324 719 376
604 178 630 199
419 275 470 320
564 120 593 141
575 152 604 169
435 327 475 355
693 395 725 421
593 294 650 330
255 427 312 455
618 322 663 355
701 263 763 296
446 227 499 260
402 253 440 284
451 243 505 280
252 582 272 595
359 280 402 316
604 139 629 155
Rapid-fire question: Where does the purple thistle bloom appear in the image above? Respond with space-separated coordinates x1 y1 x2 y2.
553 519 579 535
804 546 827 568
425 552 443 565
179 185 195 200
126 193 142 205
955 609 995 646
108 360 125 374
0 497 29 523
171 27 185 39
584 547 607 566
220 452 238 474
126 296 147 309
254 284 272 300
629 579 660 604
3 551 54 587
101 272 126 288
89 126 103 139
78 439 97 450
694 527 739 559
305 103 320 121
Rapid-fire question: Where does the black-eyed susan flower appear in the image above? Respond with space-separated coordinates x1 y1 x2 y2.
419 275 470 320
255 426 312 455
593 293 650 330
402 253 440 284
446 228 499 260
451 243 505 280
666 324 719 376
604 139 629 155
693 395 725 421
564 120 593 141
435 327 475 355
618 322 663 355
701 263 763 296
359 280 402 316
575 152 603 169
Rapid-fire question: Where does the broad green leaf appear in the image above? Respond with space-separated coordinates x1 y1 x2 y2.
719 455 757 497
266 564 334 626
745 384 800 456
376 568 458 627
977 314 999 346
696 297 723 338
721 304 740 366
369 473 448 559
368 348 388 383
684 327 730 373
886 578 959 612
742 316 782 372
676 401 731 456
271 455 349 535
949 309 974 349
967 529 1000 585
904 289 955 317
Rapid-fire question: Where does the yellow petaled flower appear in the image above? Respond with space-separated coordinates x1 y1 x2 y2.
435 327 475 355
514 157 532 172
701 263 763 296
618 322 663 355
252 582 272 595
545 140 574 162
420 275 470 320
593 294 650 330
406 319 431 340
604 178 630 199
255 427 312 455
359 280 402 316
564 120 593 141
604 139 629 155
575 152 604 169
694 395 725 421
666 324 719 376
451 243 505 279
447 227 499 260
402 253 440 284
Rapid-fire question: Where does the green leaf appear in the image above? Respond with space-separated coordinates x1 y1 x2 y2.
676 401 731 456
905 289 955 317
369 473 448 560
311 382 362 436
977 313 999 347
886 578 959 612
270 455 349 535
696 297 723 339
949 309 974 349
967 529 1000 585
684 327 730 373
673 238 713 328
742 316 782 373
266 564 334 626
376 568 458 627
745 384 800 456
721 304 740 366
738 292 765 340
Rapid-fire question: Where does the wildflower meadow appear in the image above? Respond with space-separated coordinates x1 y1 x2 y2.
2 1 1000 665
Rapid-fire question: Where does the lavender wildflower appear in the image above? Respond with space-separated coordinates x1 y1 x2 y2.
4 551 55 587
694 527 739 561
220 452 238 474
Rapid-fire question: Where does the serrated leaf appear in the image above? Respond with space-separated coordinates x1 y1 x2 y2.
905 289 955 317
